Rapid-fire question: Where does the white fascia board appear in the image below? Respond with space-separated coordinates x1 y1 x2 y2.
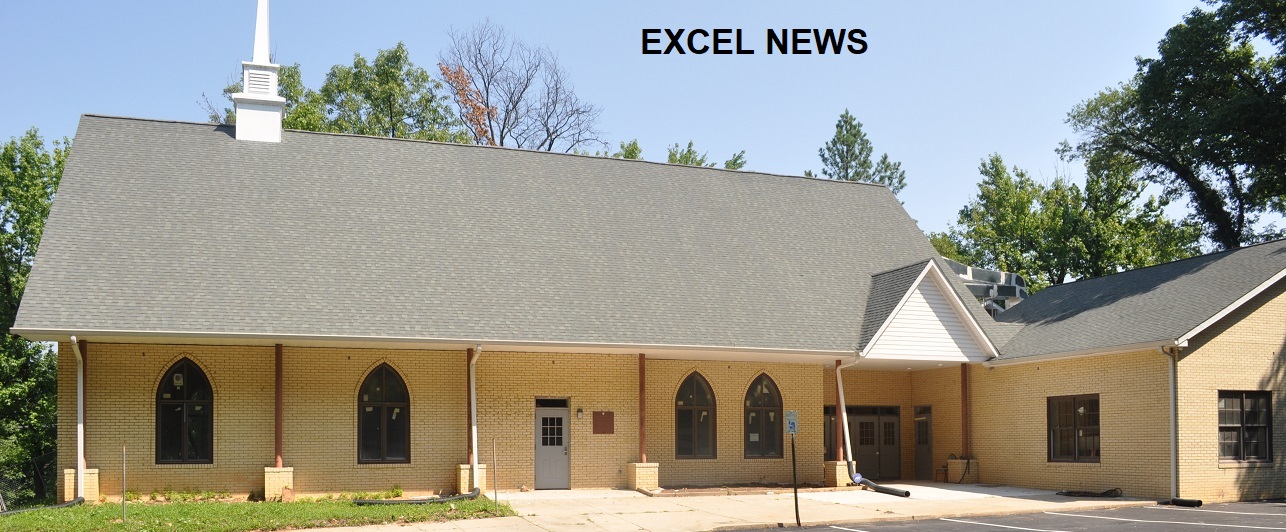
860 261 934 358
983 339 1183 367
1175 266 1286 346
10 326 851 363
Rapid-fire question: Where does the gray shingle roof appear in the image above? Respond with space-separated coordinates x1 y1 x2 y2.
994 239 1286 359
858 260 929 350
13 115 942 352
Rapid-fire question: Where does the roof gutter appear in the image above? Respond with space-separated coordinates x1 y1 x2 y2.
11 327 849 360
70 336 85 501
983 339 1187 367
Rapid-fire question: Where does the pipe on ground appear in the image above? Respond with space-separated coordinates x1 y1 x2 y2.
850 472 910 498
354 488 481 506
0 497 85 516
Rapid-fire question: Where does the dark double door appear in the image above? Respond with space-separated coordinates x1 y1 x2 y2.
825 405 901 481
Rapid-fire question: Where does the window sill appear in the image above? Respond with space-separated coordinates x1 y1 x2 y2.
155 462 216 469
744 455 784 460
1045 460 1101 466
357 461 412 468
674 456 717 460
1218 460 1274 469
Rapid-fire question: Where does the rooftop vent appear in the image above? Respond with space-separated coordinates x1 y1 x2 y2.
943 258 1028 315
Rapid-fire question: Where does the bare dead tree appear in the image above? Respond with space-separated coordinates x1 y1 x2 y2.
440 21 604 153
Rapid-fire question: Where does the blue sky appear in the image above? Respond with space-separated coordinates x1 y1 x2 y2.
2 1 1206 234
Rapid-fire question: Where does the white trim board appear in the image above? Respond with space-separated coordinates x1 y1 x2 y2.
1176 266 1286 346
861 261 997 363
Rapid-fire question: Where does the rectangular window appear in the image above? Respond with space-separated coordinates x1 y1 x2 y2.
1047 394 1099 463
1219 391 1272 462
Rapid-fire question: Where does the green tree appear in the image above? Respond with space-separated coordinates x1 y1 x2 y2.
668 141 712 167
320 42 464 141
0 129 64 506
613 139 642 160
818 109 907 194
204 43 469 142
944 154 1200 291
927 231 969 263
950 154 1049 287
1066 3 1286 249
666 141 747 169
723 150 747 170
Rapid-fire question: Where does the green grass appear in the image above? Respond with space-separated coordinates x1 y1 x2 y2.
0 497 514 531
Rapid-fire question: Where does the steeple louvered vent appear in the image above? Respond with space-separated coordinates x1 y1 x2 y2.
247 71 272 94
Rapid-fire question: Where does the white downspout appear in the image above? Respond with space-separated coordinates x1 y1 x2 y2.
469 344 481 490
70 336 85 500
1164 346 1179 500
836 357 859 474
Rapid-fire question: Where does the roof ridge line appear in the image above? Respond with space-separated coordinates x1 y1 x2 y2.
869 257 934 277
79 114 893 188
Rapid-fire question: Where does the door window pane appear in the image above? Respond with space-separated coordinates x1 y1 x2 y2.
859 421 875 446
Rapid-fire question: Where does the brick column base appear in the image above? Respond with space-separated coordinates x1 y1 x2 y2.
824 461 851 487
63 468 99 503
947 459 979 484
627 463 659 491
265 467 294 501
457 464 487 494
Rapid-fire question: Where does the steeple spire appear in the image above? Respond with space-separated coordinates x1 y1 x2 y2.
231 0 285 143
252 0 270 64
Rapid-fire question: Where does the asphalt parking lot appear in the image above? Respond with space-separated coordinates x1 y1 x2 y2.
777 501 1286 531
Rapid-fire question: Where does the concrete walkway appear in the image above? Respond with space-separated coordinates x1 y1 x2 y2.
334 482 1157 531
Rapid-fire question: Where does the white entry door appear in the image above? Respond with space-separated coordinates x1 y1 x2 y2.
534 407 570 489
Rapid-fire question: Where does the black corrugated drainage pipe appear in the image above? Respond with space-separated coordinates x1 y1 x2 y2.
0 497 85 516
849 470 910 498
354 487 480 506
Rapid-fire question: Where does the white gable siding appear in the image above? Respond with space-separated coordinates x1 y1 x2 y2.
864 276 989 362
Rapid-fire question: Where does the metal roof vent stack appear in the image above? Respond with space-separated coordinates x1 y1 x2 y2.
230 0 285 143
942 257 1028 313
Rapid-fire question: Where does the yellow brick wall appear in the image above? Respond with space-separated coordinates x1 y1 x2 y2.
56 344 841 496
970 351 1172 498
474 351 639 490
819 367 963 481
55 342 74 502
1176 280 1286 502
280 347 466 496
911 366 963 477
57 343 275 502
823 368 915 479
647 360 824 487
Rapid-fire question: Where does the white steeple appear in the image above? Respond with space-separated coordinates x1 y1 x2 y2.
230 0 285 143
